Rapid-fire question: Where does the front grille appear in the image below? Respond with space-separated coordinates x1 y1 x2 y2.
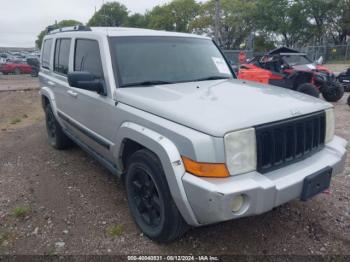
256 111 326 174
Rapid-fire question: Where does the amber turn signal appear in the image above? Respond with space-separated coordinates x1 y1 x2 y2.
182 157 230 178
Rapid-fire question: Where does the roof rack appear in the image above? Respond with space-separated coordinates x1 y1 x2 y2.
47 25 91 35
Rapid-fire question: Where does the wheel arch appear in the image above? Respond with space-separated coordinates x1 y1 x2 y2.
114 122 199 226
40 87 59 117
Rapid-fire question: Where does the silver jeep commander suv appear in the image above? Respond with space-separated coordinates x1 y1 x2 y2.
39 26 347 243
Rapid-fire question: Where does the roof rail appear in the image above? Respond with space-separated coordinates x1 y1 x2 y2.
47 25 91 35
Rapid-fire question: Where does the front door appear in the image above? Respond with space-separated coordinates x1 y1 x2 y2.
62 38 118 163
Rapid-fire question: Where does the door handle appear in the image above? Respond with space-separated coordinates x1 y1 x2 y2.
67 90 78 98
47 81 55 86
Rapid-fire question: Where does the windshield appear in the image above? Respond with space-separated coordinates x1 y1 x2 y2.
109 36 234 87
282 54 312 66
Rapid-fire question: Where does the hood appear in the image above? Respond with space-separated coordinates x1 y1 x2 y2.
316 65 332 74
116 79 331 137
293 64 333 75
293 63 317 71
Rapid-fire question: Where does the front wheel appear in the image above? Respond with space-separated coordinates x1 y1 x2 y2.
125 149 189 243
347 95 350 106
322 82 344 102
296 83 320 98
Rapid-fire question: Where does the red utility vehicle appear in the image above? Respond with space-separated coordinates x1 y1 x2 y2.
238 47 344 102
0 61 32 75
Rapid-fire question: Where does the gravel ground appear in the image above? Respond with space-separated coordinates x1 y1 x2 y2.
0 77 349 256
326 64 349 74
0 74 40 92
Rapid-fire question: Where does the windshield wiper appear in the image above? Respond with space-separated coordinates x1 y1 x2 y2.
121 80 174 87
190 76 231 82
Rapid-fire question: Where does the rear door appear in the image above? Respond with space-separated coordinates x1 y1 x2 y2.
50 38 73 129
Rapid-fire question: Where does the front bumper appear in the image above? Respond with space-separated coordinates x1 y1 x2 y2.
182 136 347 225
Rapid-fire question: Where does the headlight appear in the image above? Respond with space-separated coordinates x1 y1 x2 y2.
224 128 257 176
325 108 335 143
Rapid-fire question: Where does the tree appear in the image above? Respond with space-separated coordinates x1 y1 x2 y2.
146 5 174 31
298 0 338 44
253 34 276 52
169 0 200 32
326 0 350 44
88 2 129 26
127 13 148 28
35 20 82 48
253 0 310 47
146 0 200 32
191 0 257 49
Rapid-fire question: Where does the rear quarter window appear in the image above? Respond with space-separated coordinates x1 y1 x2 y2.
54 38 71 75
41 39 53 69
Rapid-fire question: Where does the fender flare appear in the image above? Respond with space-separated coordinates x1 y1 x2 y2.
114 122 200 226
39 87 60 120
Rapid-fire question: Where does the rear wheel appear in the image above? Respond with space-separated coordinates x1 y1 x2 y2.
45 103 73 150
125 149 189 243
296 83 320 98
322 82 344 102
347 95 350 106
14 68 21 75
31 69 39 77
345 84 350 92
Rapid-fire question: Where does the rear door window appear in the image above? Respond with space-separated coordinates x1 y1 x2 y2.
74 39 104 78
54 38 71 75
41 39 53 69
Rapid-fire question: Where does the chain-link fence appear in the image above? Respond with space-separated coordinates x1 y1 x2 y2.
300 45 350 63
223 44 350 65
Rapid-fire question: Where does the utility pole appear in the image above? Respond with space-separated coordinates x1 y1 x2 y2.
214 0 221 45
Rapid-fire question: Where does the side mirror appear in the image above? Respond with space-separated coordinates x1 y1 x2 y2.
67 72 106 95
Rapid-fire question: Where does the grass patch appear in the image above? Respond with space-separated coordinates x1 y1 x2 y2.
45 246 56 256
10 118 21 125
0 232 10 248
106 224 124 237
11 206 31 218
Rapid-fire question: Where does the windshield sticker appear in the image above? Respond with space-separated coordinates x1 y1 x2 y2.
212 57 231 74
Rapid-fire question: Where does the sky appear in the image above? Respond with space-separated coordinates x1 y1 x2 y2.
0 0 176 47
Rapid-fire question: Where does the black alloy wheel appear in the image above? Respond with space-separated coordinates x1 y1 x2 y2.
125 149 189 243
129 167 162 228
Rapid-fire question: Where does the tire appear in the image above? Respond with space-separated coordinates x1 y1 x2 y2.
14 68 21 75
44 103 73 150
31 71 39 77
322 81 344 102
296 83 320 98
125 149 189 243
348 95 350 106
344 85 350 92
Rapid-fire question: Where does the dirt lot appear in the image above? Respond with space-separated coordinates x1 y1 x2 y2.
0 75 40 92
325 64 349 74
0 76 349 256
